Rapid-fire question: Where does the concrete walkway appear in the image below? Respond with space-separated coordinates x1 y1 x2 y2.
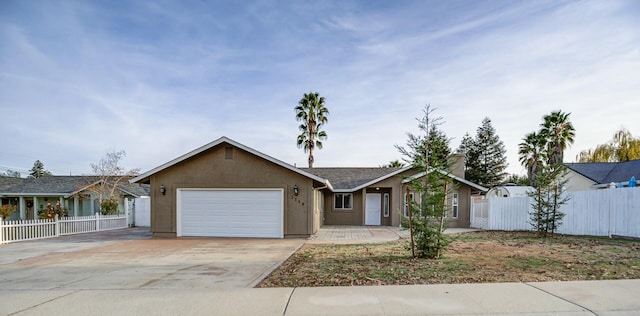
3 279 639 315
307 225 479 244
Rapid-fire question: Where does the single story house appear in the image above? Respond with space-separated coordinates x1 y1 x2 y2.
486 185 534 197
563 159 640 191
0 176 149 222
130 136 487 239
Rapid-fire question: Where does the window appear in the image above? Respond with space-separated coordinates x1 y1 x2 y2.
383 193 390 217
334 193 352 209
452 193 459 218
403 192 414 217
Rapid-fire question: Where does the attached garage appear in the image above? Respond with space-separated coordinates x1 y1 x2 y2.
130 136 331 238
177 189 283 238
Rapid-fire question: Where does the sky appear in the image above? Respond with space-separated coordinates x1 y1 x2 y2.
1 0 639 178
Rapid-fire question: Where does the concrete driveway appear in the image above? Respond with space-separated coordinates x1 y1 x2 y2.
0 228 304 290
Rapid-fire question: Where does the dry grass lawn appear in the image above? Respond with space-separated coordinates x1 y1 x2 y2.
258 231 640 287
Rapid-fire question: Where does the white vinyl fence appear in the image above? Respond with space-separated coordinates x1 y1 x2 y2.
1 213 127 244
471 187 640 238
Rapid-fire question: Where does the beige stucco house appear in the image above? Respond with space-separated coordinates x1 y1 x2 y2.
563 160 640 191
130 137 487 238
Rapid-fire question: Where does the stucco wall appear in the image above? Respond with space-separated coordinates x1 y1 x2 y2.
148 144 315 237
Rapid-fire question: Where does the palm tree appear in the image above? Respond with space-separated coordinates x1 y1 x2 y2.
295 92 329 168
540 111 575 166
518 132 545 187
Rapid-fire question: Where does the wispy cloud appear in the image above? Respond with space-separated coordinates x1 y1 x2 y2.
1 0 638 177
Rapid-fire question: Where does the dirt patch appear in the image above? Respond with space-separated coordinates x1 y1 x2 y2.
258 231 640 287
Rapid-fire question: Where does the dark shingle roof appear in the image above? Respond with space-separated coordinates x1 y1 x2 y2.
0 176 149 197
564 159 640 184
301 167 402 190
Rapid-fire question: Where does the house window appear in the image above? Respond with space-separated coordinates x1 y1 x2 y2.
403 192 414 217
452 193 459 218
334 193 352 210
383 193 390 217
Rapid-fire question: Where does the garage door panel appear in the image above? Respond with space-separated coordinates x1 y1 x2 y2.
179 189 283 238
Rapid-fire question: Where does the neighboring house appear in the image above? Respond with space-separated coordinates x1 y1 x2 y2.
486 185 534 197
130 136 487 239
0 176 149 221
563 159 640 191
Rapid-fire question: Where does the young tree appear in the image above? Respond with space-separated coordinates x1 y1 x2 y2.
397 105 452 259
28 160 52 178
519 110 574 238
458 118 507 187
578 128 640 162
295 92 329 168
85 150 140 215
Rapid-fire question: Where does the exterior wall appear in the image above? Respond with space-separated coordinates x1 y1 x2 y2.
322 190 364 225
149 144 316 237
447 184 471 228
400 180 474 229
563 170 596 191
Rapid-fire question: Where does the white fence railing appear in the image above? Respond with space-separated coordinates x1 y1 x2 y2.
471 187 640 238
1 213 128 244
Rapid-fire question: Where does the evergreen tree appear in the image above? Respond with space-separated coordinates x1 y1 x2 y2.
28 160 52 178
458 117 507 187
397 105 452 259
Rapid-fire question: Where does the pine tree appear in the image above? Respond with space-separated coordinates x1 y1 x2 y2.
28 160 52 178
397 105 452 259
458 117 507 187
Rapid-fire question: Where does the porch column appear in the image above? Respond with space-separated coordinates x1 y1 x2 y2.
33 196 38 219
73 196 80 217
124 197 131 226
90 197 95 214
19 196 26 220
59 197 64 212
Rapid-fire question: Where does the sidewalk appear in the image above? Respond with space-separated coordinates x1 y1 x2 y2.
3 279 639 315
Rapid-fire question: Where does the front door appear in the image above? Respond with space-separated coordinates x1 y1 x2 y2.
365 193 381 225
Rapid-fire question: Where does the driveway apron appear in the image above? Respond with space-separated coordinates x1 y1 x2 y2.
0 228 304 290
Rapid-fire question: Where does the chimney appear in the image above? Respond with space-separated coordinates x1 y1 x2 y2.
449 153 465 179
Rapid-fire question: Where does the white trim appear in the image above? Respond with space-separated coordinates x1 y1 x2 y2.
130 136 332 190
176 188 284 238
349 166 413 192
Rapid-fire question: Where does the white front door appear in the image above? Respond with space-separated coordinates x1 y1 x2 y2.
365 193 381 225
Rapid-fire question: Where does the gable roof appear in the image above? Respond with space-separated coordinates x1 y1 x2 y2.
402 169 489 192
302 167 410 192
130 136 332 189
564 159 640 184
0 176 149 198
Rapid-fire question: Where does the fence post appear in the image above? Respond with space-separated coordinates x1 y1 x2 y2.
95 212 100 231
0 218 4 244
55 214 60 237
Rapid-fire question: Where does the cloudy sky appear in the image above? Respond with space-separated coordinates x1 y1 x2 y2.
1 0 639 177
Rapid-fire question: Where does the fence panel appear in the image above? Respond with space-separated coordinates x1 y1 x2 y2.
471 199 489 229
487 197 531 231
0 219 57 244
477 187 640 238
1 212 129 244
59 215 98 235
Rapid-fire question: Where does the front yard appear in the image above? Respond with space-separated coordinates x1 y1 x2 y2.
258 231 640 287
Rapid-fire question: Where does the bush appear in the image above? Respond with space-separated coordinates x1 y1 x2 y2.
100 199 119 215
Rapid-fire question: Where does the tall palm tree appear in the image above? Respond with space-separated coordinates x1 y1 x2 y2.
540 111 575 166
518 132 545 187
295 92 329 168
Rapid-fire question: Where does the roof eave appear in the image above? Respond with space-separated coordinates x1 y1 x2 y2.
130 136 330 186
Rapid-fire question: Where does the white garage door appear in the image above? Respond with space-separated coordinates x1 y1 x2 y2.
177 189 283 238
